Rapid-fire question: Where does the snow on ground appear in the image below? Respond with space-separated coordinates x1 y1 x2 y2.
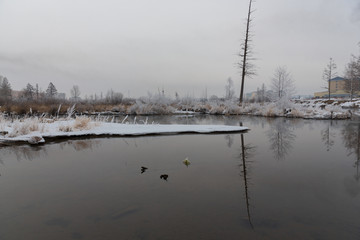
0 118 248 144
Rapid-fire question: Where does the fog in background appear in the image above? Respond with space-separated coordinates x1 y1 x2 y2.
0 0 359 98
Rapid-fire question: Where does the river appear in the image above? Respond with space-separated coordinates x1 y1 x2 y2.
0 116 359 240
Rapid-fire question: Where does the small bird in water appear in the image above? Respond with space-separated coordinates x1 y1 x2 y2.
183 157 191 167
141 166 148 174
160 174 168 181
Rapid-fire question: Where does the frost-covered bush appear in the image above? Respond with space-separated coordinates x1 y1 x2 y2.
209 104 226 115
206 100 242 115
128 100 176 115
0 113 5 131
242 103 261 114
223 101 242 115
7 117 46 137
58 124 73 132
263 104 278 117
73 116 92 130
274 98 294 110
58 116 97 132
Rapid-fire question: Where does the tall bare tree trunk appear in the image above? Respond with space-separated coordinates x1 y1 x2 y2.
323 58 336 100
239 0 254 105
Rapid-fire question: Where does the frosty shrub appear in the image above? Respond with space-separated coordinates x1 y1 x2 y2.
275 97 293 110
223 101 242 115
149 104 175 115
7 117 44 137
242 103 261 114
0 113 5 131
128 102 140 115
209 104 225 115
73 116 92 130
58 124 73 132
128 100 176 115
264 106 276 117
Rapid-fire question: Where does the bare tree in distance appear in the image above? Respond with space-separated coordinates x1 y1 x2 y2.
270 66 296 101
344 56 360 101
239 0 256 105
323 58 337 100
256 83 268 103
105 89 123 104
224 77 235 100
70 85 81 102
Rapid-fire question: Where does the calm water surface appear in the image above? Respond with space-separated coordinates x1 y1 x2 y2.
1 116 360 240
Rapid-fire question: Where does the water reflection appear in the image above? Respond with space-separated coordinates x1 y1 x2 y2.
266 118 296 160
342 123 360 197
224 135 234 148
0 145 47 162
59 139 102 151
239 122 256 229
321 121 335 151
0 139 102 164
2 116 360 239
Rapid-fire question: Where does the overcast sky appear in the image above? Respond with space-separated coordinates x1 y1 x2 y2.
0 0 359 98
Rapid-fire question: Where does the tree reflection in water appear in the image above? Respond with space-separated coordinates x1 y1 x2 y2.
238 122 256 229
321 121 335 152
266 118 296 160
224 134 234 148
59 139 102 152
342 123 360 183
0 139 102 166
0 145 47 162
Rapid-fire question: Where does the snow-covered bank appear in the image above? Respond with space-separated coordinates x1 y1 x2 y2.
0 118 248 144
73 99 356 120
181 99 355 119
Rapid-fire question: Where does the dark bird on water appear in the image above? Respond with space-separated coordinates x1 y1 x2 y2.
141 166 148 174
160 174 168 181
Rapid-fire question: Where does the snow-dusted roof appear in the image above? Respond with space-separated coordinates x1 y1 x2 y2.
329 76 345 81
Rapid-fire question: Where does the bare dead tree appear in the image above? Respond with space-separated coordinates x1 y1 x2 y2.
239 0 256 105
270 66 296 100
323 58 337 100
70 85 81 102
